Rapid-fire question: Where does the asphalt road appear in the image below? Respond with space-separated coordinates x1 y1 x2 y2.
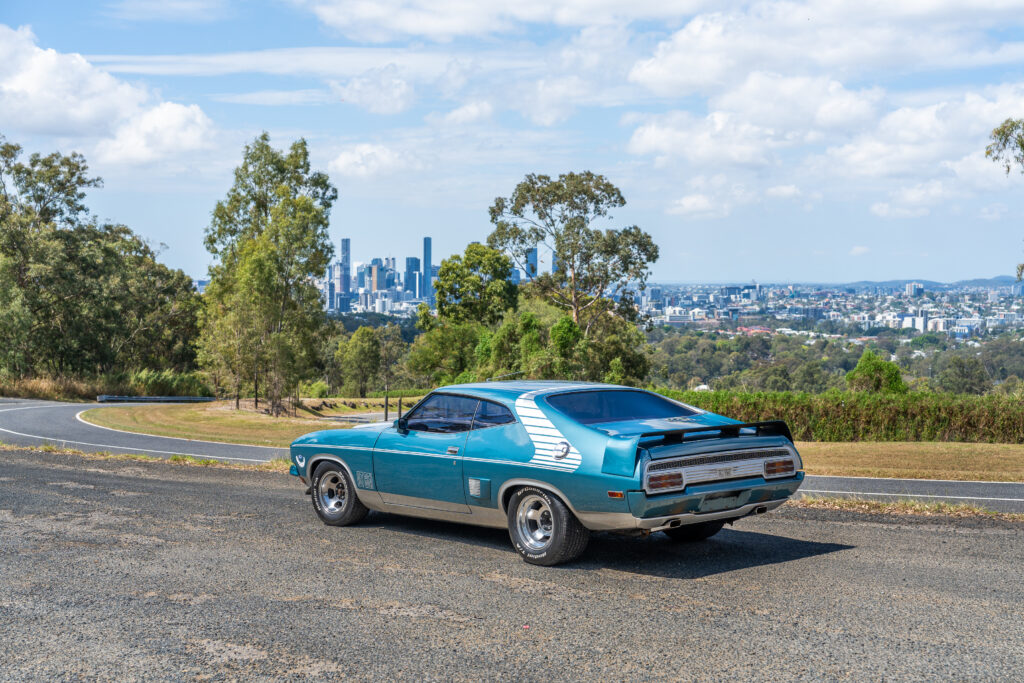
2 397 1024 512
0 397 286 463
1 448 1021 680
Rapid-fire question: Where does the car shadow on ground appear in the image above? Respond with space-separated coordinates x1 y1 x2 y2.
359 512 853 580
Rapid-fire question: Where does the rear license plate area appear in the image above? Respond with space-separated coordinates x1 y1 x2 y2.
700 490 742 512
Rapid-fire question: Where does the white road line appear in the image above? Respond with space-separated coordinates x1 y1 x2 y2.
805 474 1024 485
0 421 275 463
75 409 283 449
800 489 1024 503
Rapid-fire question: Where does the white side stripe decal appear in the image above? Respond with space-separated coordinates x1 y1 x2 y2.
513 390 582 472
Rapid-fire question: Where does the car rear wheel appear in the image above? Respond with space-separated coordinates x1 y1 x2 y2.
311 462 368 527
507 486 589 566
662 519 725 542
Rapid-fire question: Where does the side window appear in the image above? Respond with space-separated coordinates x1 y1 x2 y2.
405 394 479 433
473 400 516 429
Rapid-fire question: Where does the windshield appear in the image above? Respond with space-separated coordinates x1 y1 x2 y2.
545 390 699 425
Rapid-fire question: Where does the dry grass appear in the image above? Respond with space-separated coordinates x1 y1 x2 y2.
791 495 1024 522
0 376 115 402
0 440 291 473
796 441 1024 482
80 401 355 447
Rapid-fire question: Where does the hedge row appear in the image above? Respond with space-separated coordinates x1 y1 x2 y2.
656 389 1024 443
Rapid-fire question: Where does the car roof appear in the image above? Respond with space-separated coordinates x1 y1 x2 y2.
433 380 630 407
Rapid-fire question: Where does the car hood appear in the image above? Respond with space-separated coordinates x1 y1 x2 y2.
590 412 741 437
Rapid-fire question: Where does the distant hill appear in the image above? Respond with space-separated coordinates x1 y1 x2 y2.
653 276 1018 290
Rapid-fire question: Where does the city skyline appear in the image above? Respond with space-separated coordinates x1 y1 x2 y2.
3 3 1024 283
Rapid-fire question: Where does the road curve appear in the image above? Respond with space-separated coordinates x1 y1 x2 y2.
0 398 285 463
2 397 1022 511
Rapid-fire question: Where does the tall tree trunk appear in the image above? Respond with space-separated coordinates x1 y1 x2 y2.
254 367 259 410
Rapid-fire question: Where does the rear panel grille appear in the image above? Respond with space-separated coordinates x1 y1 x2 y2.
644 447 795 494
648 448 791 471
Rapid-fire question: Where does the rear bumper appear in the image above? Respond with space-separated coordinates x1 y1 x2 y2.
576 472 804 532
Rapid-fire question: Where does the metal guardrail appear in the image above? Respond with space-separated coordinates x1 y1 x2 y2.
96 395 217 403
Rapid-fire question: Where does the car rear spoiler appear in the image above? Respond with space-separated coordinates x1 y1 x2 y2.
601 420 794 478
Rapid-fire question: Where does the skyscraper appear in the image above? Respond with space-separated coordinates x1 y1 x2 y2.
404 256 420 295
526 247 538 279
339 238 351 294
551 251 559 275
422 237 433 304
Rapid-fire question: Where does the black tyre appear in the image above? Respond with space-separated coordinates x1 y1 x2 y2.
507 486 589 566
662 519 725 542
310 462 368 527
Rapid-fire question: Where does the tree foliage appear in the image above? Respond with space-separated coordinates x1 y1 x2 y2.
487 171 659 335
0 134 198 377
845 349 908 394
197 133 336 413
339 326 381 398
986 117 1024 279
435 242 518 325
936 356 992 395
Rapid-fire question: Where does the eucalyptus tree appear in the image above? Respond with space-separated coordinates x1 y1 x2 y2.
487 171 659 335
198 133 336 414
987 118 1024 279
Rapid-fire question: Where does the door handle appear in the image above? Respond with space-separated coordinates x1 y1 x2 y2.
446 446 459 455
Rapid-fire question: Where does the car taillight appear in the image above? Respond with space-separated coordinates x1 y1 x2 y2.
647 471 684 491
764 458 795 478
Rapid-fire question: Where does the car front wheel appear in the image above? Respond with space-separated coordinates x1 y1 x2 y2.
310 462 368 527
507 487 589 566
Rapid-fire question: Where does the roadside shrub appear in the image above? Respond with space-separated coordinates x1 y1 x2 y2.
300 380 330 399
657 388 1024 443
128 369 213 397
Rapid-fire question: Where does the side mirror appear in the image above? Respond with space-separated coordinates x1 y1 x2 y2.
396 417 408 433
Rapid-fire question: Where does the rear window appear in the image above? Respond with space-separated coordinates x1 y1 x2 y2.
545 390 698 425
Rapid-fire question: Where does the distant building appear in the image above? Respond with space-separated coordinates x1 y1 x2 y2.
525 247 538 279
404 257 421 295
193 279 209 294
339 238 351 293
905 282 924 297
422 237 433 304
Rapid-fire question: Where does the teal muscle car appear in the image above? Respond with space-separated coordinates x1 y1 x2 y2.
289 381 804 565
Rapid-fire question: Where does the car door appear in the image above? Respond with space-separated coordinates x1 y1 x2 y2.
372 393 479 513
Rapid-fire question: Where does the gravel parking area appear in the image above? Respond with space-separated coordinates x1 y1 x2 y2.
1 449 1022 680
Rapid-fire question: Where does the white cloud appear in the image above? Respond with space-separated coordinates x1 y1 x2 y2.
440 100 493 125
765 185 800 198
666 174 754 218
628 111 780 166
294 1 711 42
711 72 882 132
980 203 1008 221
106 0 227 22
95 102 213 165
826 85 1024 179
328 143 410 177
330 65 415 114
0 25 217 167
0 25 147 136
870 202 929 218
629 2 1024 97
849 246 870 256
667 194 723 218
212 89 333 105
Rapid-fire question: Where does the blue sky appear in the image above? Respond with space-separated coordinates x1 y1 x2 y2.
3 0 1024 283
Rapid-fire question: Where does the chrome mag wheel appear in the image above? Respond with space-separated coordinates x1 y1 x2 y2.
318 470 347 515
516 494 554 551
